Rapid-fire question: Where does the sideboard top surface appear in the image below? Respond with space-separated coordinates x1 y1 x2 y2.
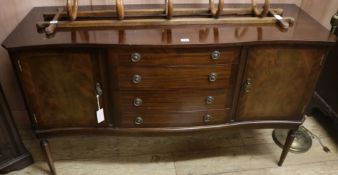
2 4 336 50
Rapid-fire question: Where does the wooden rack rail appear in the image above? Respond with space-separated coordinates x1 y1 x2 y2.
37 0 295 35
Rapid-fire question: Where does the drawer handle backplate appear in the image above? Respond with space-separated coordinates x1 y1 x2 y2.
209 73 218 82
132 74 142 84
211 50 221 60
131 52 141 62
205 96 214 104
133 98 143 107
204 114 212 123
135 116 144 125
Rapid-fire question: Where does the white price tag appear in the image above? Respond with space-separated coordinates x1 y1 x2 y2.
96 108 105 123
50 20 58 24
274 15 283 20
180 38 190 43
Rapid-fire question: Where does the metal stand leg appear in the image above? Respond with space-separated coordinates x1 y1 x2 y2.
278 129 297 166
40 139 56 175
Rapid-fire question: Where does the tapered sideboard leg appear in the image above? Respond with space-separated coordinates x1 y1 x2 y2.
40 139 57 175
278 129 297 166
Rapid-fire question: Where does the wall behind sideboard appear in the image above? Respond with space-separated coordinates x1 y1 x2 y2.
0 0 337 128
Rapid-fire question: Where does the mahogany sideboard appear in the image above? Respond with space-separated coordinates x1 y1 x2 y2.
2 4 336 175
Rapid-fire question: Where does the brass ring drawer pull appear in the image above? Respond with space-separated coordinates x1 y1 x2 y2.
209 73 218 82
135 116 144 125
131 52 141 62
211 50 221 60
205 96 214 104
132 74 142 84
204 114 212 123
133 98 143 107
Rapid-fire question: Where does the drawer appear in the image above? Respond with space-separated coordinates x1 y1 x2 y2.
110 47 240 66
117 90 232 111
117 65 237 90
119 109 229 128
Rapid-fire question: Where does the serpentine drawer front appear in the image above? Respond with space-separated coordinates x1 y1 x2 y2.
1 4 335 175
116 65 236 90
117 90 231 111
111 47 240 66
120 109 229 127
112 47 238 127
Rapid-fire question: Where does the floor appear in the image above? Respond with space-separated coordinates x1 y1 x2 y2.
6 114 338 175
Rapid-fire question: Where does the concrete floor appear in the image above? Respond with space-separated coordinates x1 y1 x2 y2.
6 115 338 175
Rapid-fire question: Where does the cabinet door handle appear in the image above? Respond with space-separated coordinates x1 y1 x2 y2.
209 73 218 82
132 74 142 84
243 78 252 93
96 83 103 96
96 83 103 110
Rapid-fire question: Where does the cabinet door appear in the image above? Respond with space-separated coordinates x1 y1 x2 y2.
19 51 101 129
236 46 326 121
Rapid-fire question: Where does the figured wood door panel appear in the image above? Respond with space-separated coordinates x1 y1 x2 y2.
19 51 101 129
236 46 326 121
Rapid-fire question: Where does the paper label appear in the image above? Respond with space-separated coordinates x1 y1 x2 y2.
274 15 283 20
50 20 58 24
96 108 105 123
180 38 190 43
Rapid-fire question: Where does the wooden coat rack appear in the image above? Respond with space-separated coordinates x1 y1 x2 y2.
37 0 295 35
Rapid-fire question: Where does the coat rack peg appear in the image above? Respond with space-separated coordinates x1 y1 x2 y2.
45 8 64 35
209 0 224 18
252 0 270 17
67 0 78 21
37 1 294 36
165 0 174 19
116 0 125 20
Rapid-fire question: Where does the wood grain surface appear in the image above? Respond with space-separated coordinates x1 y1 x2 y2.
18 51 102 129
236 46 327 121
119 109 230 127
116 65 237 90
111 47 240 66
117 89 232 112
